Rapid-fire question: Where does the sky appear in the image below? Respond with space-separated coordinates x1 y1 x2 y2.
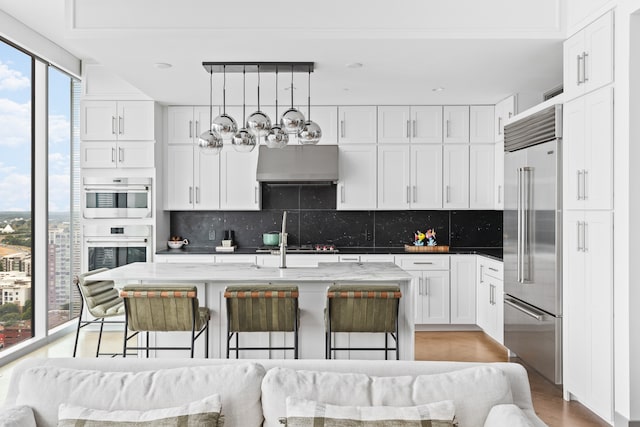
0 40 72 213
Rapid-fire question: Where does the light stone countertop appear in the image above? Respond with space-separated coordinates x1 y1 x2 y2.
89 261 414 284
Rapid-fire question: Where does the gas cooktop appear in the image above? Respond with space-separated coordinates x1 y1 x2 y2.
256 244 338 253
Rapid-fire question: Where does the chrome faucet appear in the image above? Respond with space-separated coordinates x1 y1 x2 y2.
279 210 287 268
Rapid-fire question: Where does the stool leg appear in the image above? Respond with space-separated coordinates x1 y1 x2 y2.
205 324 209 358
226 332 231 358
235 332 239 358
385 333 389 361
96 318 105 357
146 331 150 358
73 308 83 357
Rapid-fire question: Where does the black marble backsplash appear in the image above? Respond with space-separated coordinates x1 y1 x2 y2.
170 184 503 249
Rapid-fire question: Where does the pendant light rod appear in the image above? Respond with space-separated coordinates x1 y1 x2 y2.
223 65 227 114
257 65 261 110
242 66 246 123
275 69 279 118
290 65 294 108
307 70 311 120
203 62 314 74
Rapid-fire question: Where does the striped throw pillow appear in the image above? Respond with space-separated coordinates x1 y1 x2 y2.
282 397 456 426
57 394 222 427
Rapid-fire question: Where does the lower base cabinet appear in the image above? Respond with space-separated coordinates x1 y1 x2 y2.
476 256 504 344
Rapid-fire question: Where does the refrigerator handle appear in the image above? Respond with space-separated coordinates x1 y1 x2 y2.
505 297 545 321
522 167 532 282
517 167 523 283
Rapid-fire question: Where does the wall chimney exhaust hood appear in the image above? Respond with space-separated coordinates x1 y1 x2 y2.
256 145 338 183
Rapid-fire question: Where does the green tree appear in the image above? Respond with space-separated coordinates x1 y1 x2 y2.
0 303 19 317
21 299 32 320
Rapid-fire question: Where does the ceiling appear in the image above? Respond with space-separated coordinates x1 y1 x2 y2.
0 0 566 106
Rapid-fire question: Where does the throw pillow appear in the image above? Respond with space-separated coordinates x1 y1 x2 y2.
282 397 456 427
15 363 265 427
57 394 222 427
0 405 36 427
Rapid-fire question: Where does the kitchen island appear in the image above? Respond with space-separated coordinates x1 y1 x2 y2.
91 262 414 360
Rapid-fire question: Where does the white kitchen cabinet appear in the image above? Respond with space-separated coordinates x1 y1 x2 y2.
494 96 516 141
165 145 220 210
377 106 411 143
563 210 613 422
411 106 443 144
220 145 260 210
307 106 338 144
377 144 410 209
167 106 215 145
443 106 469 143
476 257 504 344
563 11 613 101
397 256 450 325
469 106 495 143
443 145 469 209
564 86 613 210
337 144 377 210
494 141 505 210
469 144 495 209
411 145 443 209
81 141 155 169
450 255 476 324
338 106 377 144
81 100 155 141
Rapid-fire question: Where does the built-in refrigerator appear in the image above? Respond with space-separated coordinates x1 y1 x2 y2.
503 103 563 384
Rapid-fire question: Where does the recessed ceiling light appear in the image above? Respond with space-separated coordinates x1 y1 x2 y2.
346 62 363 69
432 86 445 92
154 62 172 69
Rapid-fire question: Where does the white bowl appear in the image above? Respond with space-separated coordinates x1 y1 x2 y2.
167 241 185 249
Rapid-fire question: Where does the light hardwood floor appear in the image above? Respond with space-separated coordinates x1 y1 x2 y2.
0 330 610 426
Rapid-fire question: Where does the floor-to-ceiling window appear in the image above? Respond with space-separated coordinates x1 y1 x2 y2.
0 40 33 350
47 67 80 331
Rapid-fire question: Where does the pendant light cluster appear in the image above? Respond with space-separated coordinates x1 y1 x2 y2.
199 62 320 154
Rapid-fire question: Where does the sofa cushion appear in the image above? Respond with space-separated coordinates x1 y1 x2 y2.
261 366 513 427
14 363 265 427
0 405 36 427
484 404 534 427
283 397 456 426
57 393 222 427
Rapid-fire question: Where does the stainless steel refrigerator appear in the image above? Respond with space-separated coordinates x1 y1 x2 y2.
503 104 562 384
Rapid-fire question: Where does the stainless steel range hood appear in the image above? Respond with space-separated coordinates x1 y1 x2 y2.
256 145 338 183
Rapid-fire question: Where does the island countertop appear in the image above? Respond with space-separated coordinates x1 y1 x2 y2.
90 261 414 283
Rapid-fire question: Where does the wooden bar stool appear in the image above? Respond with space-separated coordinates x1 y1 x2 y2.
120 285 210 358
224 284 299 359
325 284 401 360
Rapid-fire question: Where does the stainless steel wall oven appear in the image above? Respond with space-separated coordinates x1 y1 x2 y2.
83 225 152 271
83 177 152 219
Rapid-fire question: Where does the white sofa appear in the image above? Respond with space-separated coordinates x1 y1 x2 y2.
2 358 547 427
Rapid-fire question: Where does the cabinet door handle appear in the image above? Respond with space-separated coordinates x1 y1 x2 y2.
583 222 588 253
189 186 193 204
118 116 124 135
425 277 429 295
195 120 200 137
111 148 116 163
498 185 502 204
340 185 345 203
576 221 582 252
189 120 193 138
118 147 123 163
195 186 200 204
577 170 582 200
583 52 589 82
576 54 583 85
406 120 411 138
446 119 451 138
418 277 423 295
254 186 259 204
340 120 345 138
406 186 410 204
413 262 434 265
413 120 417 138
498 117 502 136
479 265 484 283
583 169 588 200
342 257 359 261
488 267 499 272
413 185 417 203
111 116 116 135
446 185 451 203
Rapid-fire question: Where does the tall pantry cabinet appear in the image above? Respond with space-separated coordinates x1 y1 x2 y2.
562 9 614 424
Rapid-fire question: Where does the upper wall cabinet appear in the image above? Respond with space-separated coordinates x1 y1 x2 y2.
469 106 495 143
377 106 444 144
563 10 613 101
167 106 216 145
443 106 470 143
338 106 377 144
304 106 339 144
494 96 516 141
81 100 155 141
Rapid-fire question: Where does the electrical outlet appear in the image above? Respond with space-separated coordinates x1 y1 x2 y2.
365 229 372 241
208 230 216 240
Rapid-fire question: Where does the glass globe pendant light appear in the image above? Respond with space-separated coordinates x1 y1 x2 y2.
265 68 289 149
197 68 223 153
280 65 305 135
212 65 237 139
231 67 257 152
298 69 322 145
246 65 271 139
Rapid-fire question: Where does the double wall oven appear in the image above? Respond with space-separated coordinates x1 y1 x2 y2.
83 225 152 272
